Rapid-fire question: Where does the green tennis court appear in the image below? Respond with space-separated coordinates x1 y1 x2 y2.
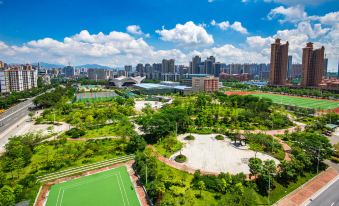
46 166 140 206
252 93 339 110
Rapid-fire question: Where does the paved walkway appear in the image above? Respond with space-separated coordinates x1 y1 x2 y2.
274 167 338 206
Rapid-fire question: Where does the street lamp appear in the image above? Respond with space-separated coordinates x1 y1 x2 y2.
143 152 148 186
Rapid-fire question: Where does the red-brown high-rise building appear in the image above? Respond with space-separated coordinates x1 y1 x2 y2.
269 38 289 86
301 42 325 87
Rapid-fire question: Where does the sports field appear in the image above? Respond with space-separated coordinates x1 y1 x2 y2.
46 166 140 206
252 93 339 110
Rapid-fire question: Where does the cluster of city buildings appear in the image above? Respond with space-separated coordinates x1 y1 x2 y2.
269 38 337 89
1 37 338 94
0 61 39 93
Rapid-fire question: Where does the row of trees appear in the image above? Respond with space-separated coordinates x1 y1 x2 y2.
222 82 339 100
260 86 339 99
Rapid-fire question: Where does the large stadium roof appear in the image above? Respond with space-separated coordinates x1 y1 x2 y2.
134 83 190 91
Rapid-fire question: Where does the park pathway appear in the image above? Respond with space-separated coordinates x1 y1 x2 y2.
274 167 338 206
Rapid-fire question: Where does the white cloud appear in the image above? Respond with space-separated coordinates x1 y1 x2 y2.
246 17 337 69
192 44 269 63
126 25 150 38
0 30 187 66
211 20 249 34
243 0 332 6
211 20 230 30
316 11 339 25
246 36 274 48
126 25 143 35
268 5 307 23
231 21 249 34
0 10 337 70
156 21 214 46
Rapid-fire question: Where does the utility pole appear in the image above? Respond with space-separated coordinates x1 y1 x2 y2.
268 173 271 206
53 110 56 124
143 152 148 186
316 146 321 174
145 163 148 185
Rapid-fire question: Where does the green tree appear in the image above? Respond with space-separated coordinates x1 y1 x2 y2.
197 180 206 196
278 160 297 184
0 185 15 206
126 135 146 153
248 158 262 178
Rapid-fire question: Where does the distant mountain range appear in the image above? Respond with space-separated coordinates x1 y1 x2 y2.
32 62 65 69
75 64 112 69
32 62 112 69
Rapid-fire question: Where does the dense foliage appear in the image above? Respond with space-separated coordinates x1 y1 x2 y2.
137 93 292 143
33 86 75 108
65 128 86 138
39 93 136 138
0 134 129 205
247 130 333 197
134 151 258 206
245 133 285 160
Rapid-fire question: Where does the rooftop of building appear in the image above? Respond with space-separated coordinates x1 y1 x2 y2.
134 83 191 91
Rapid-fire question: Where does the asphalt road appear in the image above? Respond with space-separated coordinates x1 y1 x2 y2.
0 98 33 134
307 179 339 206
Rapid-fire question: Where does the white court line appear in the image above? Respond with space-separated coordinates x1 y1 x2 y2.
118 172 131 206
115 173 127 206
55 187 62 206
55 172 119 206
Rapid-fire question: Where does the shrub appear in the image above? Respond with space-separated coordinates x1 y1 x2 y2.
65 128 85 138
184 135 195 140
330 156 339 163
175 154 187 163
215 135 224 140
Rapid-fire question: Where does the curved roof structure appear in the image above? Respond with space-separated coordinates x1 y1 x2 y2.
110 76 145 88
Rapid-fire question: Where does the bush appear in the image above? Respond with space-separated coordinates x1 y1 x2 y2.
65 128 85 138
126 135 146 153
330 156 339 163
175 154 187 163
215 135 224 140
184 135 195 140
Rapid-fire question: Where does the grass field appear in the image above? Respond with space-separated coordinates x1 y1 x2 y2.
252 93 339 110
46 166 140 206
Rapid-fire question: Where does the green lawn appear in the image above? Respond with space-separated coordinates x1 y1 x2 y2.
46 166 140 206
254 172 317 205
252 93 339 110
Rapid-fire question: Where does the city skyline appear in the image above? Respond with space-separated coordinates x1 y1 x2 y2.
0 0 338 70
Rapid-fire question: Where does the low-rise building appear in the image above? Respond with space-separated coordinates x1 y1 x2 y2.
192 76 219 92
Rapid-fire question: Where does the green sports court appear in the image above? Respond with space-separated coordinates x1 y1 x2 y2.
45 166 140 206
252 93 339 110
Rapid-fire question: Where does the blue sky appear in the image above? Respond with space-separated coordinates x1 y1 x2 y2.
0 0 338 70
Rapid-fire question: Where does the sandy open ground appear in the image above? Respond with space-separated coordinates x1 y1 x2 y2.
134 101 164 111
170 134 279 175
